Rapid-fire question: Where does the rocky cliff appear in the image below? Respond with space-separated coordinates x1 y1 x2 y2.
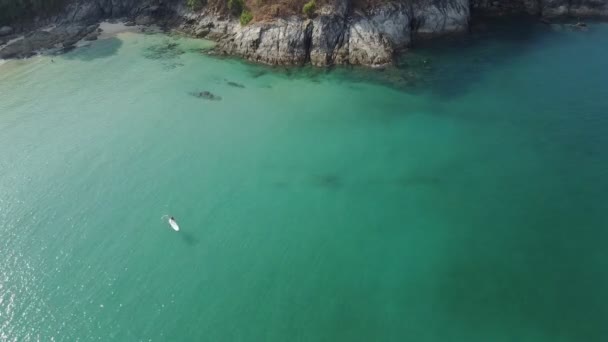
1 0 607 66
209 0 469 67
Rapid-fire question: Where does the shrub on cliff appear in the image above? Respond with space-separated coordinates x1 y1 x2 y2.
240 10 253 25
228 0 245 16
302 0 316 18
186 0 204 10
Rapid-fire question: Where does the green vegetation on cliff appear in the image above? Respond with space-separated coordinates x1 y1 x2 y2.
302 0 316 18
225 0 253 25
187 0 204 10
240 9 253 25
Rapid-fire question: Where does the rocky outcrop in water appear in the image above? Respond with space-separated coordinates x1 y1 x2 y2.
211 0 469 67
190 90 222 100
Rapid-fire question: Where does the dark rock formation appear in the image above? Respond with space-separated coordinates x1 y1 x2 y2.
190 91 222 100
226 81 245 88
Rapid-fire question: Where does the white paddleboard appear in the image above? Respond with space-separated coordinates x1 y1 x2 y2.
169 218 180 232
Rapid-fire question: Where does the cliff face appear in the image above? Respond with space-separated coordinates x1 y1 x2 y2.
1 0 607 66
190 0 607 66
209 0 470 67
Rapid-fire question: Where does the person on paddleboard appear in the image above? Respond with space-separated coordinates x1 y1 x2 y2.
168 216 180 231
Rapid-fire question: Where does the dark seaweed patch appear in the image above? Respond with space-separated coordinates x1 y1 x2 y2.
312 174 342 189
189 91 222 101
143 39 185 69
225 80 245 88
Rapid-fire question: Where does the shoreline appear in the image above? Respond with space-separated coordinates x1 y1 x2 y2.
0 20 163 61
0 0 604 67
97 22 143 39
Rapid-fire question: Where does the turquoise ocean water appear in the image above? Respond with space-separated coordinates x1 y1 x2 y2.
1 21 607 341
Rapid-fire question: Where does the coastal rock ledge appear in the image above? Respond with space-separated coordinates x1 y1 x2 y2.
1 0 607 66
208 0 469 67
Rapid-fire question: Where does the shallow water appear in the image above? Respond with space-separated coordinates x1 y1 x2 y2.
1 23 607 341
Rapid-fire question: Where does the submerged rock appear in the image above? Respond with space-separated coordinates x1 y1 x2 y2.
143 41 183 60
226 81 245 88
190 91 222 101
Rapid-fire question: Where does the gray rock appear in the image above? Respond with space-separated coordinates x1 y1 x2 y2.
191 16 235 41
348 17 393 67
135 15 154 26
86 24 100 34
368 4 411 46
63 1 103 23
195 27 210 37
565 0 608 17
0 31 57 59
309 15 348 66
470 0 541 15
22 31 58 47
0 26 13 36
57 25 88 47
0 24 97 58
255 19 312 65
542 0 570 16
412 0 469 38
216 18 312 66
84 32 99 41
0 41 28 59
